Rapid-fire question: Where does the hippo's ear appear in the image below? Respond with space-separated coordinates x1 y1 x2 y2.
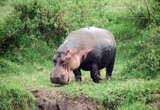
64 49 77 60
66 49 77 55
64 49 72 60
65 49 71 55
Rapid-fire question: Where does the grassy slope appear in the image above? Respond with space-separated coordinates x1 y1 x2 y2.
0 0 160 110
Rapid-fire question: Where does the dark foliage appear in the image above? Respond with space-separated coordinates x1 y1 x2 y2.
0 1 69 54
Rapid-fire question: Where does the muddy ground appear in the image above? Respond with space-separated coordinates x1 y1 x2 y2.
31 89 105 110
30 89 160 110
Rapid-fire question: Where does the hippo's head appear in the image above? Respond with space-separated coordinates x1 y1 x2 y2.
50 49 81 84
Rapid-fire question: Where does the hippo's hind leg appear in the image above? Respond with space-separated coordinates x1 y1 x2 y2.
73 68 82 81
90 63 101 83
106 58 115 80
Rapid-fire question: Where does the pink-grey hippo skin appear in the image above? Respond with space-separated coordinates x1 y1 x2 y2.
50 27 116 84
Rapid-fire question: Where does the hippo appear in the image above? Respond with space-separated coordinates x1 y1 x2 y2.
50 27 116 84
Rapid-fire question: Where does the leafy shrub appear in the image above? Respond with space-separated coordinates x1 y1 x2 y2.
14 1 68 44
123 27 160 79
128 0 160 28
0 0 68 54
0 15 22 54
127 50 160 79
151 0 160 25
128 6 150 28
103 81 160 110
134 10 150 28
103 88 151 110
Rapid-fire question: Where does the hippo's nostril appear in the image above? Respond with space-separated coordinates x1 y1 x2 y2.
50 74 69 84
53 77 60 83
61 75 65 79
56 77 61 82
50 77 54 83
51 76 65 84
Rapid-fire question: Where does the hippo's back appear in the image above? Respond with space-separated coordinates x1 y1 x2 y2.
58 27 116 52
63 27 116 70
70 27 116 47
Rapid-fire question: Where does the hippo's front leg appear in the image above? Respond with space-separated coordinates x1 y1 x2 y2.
90 63 101 83
73 68 82 82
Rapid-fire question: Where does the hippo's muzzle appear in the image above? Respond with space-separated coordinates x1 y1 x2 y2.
50 74 69 85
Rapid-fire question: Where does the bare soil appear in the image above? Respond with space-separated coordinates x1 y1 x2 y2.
146 92 160 110
31 89 105 110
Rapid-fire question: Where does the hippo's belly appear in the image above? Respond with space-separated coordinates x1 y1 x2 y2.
80 55 108 71
79 46 114 71
80 62 106 71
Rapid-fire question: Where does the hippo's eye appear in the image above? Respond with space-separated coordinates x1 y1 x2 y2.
53 59 57 64
60 60 65 65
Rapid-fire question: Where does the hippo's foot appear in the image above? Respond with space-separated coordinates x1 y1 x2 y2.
75 76 82 82
92 75 102 83
107 76 112 80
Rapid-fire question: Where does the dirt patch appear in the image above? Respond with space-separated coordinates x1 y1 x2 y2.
146 92 160 110
31 89 105 110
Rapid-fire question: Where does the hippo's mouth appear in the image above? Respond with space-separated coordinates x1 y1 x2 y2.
64 65 69 74
63 66 71 82
50 65 73 85
64 66 74 83
64 67 69 74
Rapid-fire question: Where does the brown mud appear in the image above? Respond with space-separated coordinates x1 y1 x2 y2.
30 89 160 110
31 89 105 110
146 92 160 110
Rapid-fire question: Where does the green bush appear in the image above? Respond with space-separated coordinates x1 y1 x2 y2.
128 0 160 28
13 0 68 45
0 15 22 54
151 0 160 25
123 27 160 79
103 81 160 110
127 50 160 79
128 4 150 28
0 0 68 54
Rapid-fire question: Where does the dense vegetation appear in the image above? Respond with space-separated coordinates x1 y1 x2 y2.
0 0 159 110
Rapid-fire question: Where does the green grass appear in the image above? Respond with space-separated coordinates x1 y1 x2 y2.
0 83 35 110
0 57 159 109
